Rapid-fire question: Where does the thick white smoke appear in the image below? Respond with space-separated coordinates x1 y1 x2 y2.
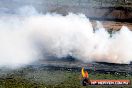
0 6 132 68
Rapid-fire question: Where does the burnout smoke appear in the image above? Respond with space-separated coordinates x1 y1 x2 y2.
0 6 132 68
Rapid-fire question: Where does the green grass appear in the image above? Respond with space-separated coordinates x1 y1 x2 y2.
0 68 131 88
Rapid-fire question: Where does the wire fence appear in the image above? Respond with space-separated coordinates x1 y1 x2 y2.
53 0 130 7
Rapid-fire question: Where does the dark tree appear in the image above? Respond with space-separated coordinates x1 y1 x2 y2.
124 0 128 3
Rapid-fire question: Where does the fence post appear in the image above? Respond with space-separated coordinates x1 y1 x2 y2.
78 0 81 6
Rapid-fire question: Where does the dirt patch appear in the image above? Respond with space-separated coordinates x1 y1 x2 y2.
92 20 132 31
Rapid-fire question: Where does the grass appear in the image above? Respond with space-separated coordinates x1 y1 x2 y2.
0 67 131 88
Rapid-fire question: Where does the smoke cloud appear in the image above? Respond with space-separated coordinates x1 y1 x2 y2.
0 6 132 68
